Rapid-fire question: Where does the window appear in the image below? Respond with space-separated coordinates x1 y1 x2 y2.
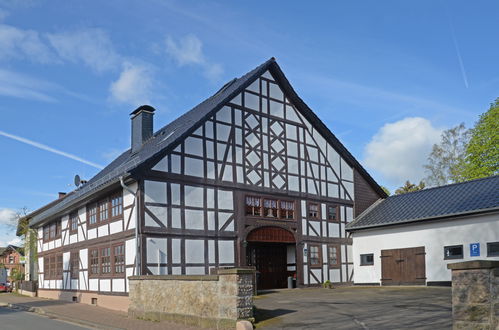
69 212 78 234
50 223 56 240
88 204 98 225
328 245 340 267
309 244 322 268
56 221 62 238
263 199 278 217
327 205 340 222
245 195 295 220
43 219 62 242
444 245 463 260
70 252 79 279
360 254 374 266
50 255 56 279
487 242 499 257
56 254 63 277
89 249 99 275
308 203 319 219
111 194 123 218
100 247 111 274
43 254 62 280
113 244 125 274
8 255 14 264
43 226 50 242
89 243 126 277
88 192 123 227
246 196 261 216
44 256 49 278
279 201 294 219
99 200 109 222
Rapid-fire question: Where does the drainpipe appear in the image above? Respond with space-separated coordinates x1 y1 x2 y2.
120 176 140 276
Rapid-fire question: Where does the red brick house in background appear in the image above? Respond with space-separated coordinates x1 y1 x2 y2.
0 245 25 281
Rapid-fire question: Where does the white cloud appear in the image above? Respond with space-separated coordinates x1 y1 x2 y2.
0 23 55 63
166 34 204 66
47 28 121 73
165 34 223 81
364 117 442 185
0 208 16 227
109 62 153 106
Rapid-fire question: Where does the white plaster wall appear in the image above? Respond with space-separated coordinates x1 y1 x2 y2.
352 213 499 284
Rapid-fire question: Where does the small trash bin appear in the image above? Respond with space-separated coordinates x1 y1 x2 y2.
287 276 293 289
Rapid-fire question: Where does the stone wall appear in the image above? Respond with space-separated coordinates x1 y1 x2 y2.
128 268 255 329
447 260 499 329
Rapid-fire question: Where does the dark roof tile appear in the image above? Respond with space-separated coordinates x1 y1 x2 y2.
347 175 499 231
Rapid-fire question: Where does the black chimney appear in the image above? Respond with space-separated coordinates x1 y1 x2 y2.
130 105 155 153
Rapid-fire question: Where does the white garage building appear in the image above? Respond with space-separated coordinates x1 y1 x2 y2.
347 175 499 286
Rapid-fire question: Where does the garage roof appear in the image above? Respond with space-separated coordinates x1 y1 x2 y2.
346 175 499 231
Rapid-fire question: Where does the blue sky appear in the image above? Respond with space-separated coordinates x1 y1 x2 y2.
1 0 498 245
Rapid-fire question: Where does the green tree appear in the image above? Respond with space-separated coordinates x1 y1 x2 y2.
380 186 391 196
424 123 470 187
458 99 499 180
395 180 426 195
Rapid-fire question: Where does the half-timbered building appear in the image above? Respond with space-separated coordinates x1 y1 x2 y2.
29 58 385 310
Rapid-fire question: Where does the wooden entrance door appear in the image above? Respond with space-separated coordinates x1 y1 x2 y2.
381 247 426 285
247 243 288 289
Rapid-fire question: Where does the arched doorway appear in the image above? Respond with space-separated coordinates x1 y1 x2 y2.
246 226 296 290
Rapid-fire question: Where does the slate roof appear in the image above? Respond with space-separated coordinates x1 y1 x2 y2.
346 175 499 231
30 57 386 227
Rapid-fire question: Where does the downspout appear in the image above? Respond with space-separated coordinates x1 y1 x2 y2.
120 176 140 276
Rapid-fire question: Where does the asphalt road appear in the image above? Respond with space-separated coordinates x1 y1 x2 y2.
0 306 89 330
254 286 452 329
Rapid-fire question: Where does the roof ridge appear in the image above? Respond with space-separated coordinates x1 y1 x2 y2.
387 175 499 199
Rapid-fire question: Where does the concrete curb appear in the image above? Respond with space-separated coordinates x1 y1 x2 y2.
0 302 123 330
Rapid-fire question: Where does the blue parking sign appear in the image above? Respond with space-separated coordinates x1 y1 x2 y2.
470 243 480 257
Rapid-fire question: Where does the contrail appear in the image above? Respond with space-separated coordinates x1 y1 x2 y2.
447 9 469 88
0 130 104 169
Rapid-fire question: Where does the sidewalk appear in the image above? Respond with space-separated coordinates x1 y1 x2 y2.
0 293 203 330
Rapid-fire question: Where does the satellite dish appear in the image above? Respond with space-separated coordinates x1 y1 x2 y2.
74 175 81 187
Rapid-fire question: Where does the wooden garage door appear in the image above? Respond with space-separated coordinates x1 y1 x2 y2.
381 247 426 285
